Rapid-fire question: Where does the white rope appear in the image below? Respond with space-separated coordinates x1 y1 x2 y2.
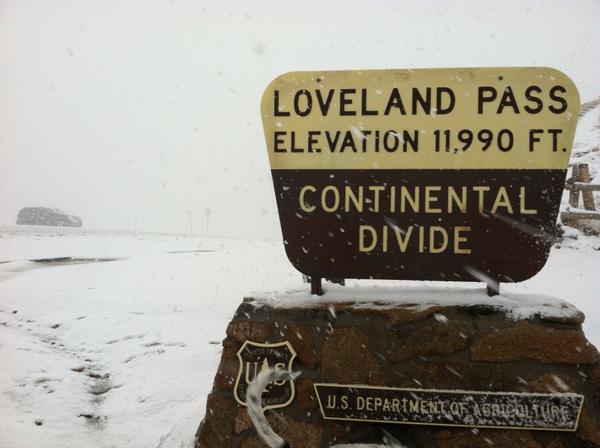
246 368 299 448
246 369 404 448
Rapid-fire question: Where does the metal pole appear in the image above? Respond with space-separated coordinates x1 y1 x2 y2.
310 277 323 295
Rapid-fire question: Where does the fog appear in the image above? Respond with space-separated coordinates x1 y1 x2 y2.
1 0 599 239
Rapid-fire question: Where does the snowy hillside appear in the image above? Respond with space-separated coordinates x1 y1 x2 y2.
573 99 600 175
563 98 600 217
1 105 599 448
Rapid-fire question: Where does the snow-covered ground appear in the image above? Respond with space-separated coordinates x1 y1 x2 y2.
572 100 600 173
0 230 599 448
1 103 599 448
0 235 303 448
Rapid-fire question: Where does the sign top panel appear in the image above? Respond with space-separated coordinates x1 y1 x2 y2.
261 67 579 170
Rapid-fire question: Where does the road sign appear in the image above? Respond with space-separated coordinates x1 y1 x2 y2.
261 68 579 285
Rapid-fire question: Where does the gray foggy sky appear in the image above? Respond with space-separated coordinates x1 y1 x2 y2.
1 0 599 239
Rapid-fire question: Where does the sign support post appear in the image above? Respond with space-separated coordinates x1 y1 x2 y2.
310 277 322 296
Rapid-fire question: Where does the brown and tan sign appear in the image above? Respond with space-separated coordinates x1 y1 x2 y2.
261 67 580 283
314 383 584 431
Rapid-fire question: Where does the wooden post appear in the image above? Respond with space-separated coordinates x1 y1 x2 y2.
579 164 596 211
311 277 323 296
569 164 580 208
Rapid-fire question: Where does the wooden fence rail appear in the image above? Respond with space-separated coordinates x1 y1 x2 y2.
566 182 600 192
561 163 599 230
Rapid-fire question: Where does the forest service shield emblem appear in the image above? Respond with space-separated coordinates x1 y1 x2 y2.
234 340 297 410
